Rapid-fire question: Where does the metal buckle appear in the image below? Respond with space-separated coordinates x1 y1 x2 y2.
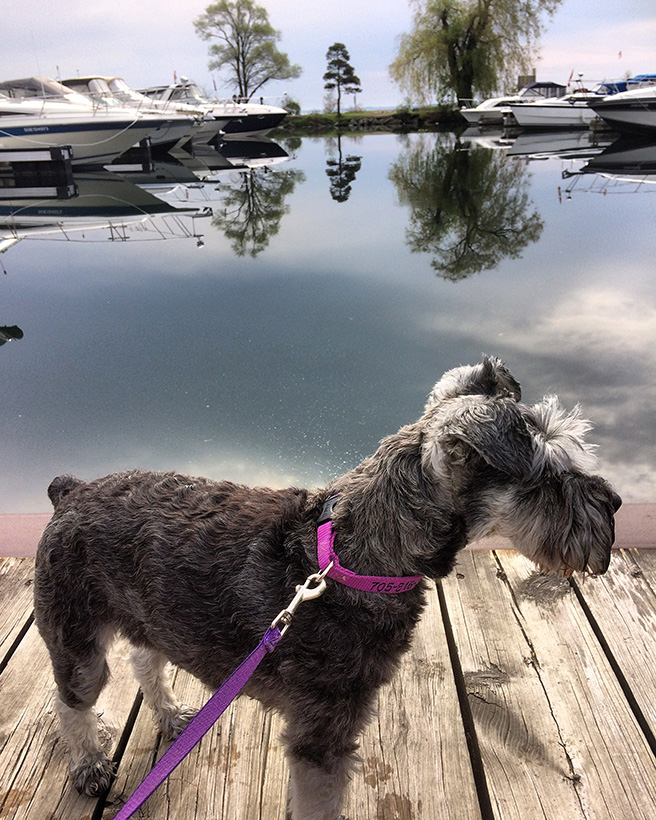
317 495 340 525
270 562 334 638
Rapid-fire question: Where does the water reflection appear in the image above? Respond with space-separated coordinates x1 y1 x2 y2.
210 166 306 257
389 133 543 280
0 137 295 262
563 136 656 196
1 131 654 512
325 135 362 203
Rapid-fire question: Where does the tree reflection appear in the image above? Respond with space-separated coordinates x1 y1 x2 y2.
326 135 362 202
212 166 306 257
389 134 543 280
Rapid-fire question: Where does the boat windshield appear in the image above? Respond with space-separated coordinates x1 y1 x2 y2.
64 78 123 107
107 78 149 103
168 83 209 104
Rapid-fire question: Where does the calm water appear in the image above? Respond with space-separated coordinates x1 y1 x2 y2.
1 130 654 513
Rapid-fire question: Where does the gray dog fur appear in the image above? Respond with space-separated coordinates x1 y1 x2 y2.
34 357 621 820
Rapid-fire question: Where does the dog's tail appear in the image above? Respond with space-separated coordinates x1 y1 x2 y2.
47 475 84 510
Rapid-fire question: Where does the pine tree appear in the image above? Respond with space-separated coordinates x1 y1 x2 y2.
323 43 362 116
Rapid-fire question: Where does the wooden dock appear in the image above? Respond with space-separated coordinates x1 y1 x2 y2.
3 548 656 820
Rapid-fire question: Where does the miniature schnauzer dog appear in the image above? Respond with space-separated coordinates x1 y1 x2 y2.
34 357 621 820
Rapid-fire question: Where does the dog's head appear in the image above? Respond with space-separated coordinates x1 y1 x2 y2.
421 359 622 576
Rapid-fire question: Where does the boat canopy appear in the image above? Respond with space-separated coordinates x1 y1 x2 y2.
521 82 567 98
0 76 91 107
0 76 71 98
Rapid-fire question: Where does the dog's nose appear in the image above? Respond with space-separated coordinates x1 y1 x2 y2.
611 491 622 513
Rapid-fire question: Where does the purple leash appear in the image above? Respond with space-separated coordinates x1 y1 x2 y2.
111 626 282 820
111 495 423 818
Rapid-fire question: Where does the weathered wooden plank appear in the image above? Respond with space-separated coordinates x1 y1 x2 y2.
0 626 140 820
572 548 656 738
103 664 289 819
441 550 589 820
0 558 34 666
496 550 656 818
343 582 481 820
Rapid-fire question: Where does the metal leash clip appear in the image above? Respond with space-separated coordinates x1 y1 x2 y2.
271 561 334 638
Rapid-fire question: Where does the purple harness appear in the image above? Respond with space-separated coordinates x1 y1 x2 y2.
111 495 423 819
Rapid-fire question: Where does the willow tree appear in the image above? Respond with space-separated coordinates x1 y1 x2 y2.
390 0 562 105
194 0 302 100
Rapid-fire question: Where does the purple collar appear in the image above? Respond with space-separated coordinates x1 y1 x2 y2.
316 496 423 593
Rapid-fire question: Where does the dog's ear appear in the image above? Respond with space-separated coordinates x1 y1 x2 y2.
425 397 535 479
522 396 598 474
425 356 521 410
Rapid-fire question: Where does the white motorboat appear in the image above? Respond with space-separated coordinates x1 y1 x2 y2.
139 79 287 136
0 102 168 166
0 77 182 163
459 81 566 126
61 77 205 149
590 86 656 135
507 91 604 129
62 76 239 146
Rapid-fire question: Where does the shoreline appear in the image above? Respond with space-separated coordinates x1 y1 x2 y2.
2 503 653 558
274 105 463 135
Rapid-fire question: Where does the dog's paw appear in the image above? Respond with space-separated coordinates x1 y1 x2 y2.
159 704 198 741
70 752 114 796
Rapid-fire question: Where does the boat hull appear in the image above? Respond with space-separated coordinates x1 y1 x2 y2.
0 116 164 165
590 98 656 134
221 110 287 136
509 102 597 128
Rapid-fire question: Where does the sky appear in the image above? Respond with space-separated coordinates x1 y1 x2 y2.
5 0 656 112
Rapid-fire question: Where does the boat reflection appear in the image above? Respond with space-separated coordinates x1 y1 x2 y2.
505 130 615 160
0 137 292 258
460 127 656 198
460 127 615 159
562 136 656 195
0 169 204 254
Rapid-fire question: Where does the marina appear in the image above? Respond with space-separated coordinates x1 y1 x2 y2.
1 68 654 819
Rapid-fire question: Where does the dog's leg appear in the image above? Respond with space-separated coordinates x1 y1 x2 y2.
129 646 197 740
48 629 115 796
283 693 371 820
288 756 353 820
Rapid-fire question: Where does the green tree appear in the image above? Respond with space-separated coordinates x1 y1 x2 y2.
323 43 362 116
390 0 562 106
194 0 302 100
